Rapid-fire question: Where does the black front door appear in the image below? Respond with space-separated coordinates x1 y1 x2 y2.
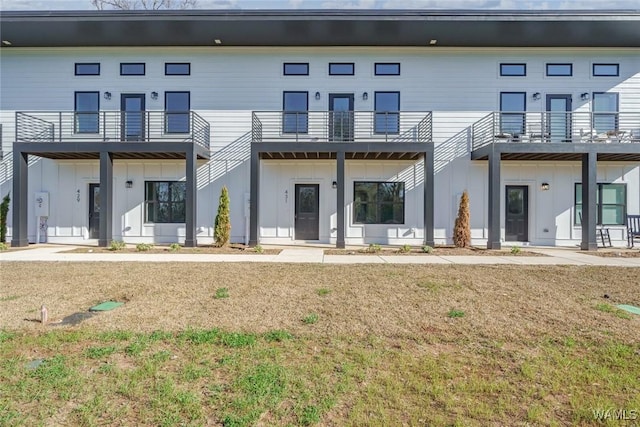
329 94 354 142
505 186 528 242
295 184 319 240
546 94 572 143
121 94 146 141
89 183 100 239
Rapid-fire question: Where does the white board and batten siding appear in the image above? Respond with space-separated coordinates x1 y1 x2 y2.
0 47 638 246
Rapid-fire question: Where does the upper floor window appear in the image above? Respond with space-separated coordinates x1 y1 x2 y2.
374 92 400 134
500 92 526 135
283 63 309 76
500 63 526 76
375 63 400 76
74 92 99 134
165 63 190 76
283 91 308 134
546 63 572 76
75 63 100 76
593 63 619 77
120 63 145 76
165 92 190 133
592 92 619 133
329 63 354 76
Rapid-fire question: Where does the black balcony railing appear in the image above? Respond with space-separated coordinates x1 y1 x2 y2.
252 111 432 143
472 111 640 150
16 111 210 150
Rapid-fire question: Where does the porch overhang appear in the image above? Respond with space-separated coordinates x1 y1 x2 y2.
471 142 640 162
255 141 431 161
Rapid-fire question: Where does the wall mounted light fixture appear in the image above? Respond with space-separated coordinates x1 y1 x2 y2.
581 92 590 101
332 180 338 189
541 182 550 191
103 91 112 100
362 92 368 101
125 180 133 189
151 91 158 100
532 92 541 101
315 92 321 100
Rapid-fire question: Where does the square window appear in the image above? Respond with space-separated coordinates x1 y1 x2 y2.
500 63 526 76
283 63 309 76
145 181 186 223
375 63 400 75
120 63 145 76
593 63 619 76
354 182 405 224
75 63 100 76
329 63 354 75
165 63 190 75
546 63 572 76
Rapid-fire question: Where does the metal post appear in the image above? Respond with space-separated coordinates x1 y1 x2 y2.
581 151 598 250
184 146 197 247
249 147 260 246
424 150 435 247
487 147 501 249
336 150 346 248
11 150 29 247
98 151 113 247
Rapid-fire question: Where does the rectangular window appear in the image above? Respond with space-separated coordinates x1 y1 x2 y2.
165 91 190 133
165 63 190 76
500 63 526 76
374 91 400 134
75 63 100 76
592 92 619 133
74 91 99 133
375 63 400 76
283 63 309 76
329 63 354 76
575 183 626 226
354 182 405 224
500 92 526 135
546 63 572 76
120 63 145 76
283 91 308 134
593 63 619 77
145 181 186 223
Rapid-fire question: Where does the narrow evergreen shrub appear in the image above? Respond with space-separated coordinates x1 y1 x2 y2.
0 192 10 243
453 190 471 248
214 186 231 247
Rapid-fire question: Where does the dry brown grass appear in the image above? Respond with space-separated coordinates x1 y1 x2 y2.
586 248 640 258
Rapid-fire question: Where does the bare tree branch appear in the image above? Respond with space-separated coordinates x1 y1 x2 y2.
91 0 197 10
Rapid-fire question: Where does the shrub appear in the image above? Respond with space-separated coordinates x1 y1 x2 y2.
0 192 10 243
511 246 521 255
364 243 382 253
214 287 229 299
108 240 126 251
302 313 318 325
453 190 471 248
136 243 153 252
0 242 8 251
398 244 412 253
253 244 264 254
214 186 231 247
422 245 433 254
169 243 181 252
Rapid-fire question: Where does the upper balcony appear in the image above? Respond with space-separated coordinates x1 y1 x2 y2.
252 111 432 146
15 111 210 159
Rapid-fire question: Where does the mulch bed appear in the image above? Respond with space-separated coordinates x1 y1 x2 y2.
62 243 281 255
325 246 547 256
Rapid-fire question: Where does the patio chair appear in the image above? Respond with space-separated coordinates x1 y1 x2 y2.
627 214 640 248
525 122 548 143
629 128 640 143
579 212 612 248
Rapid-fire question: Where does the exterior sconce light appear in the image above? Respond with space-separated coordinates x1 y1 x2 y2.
103 91 112 100
532 92 541 101
151 91 158 100
362 92 368 101
332 181 338 189
541 182 550 191
125 180 133 189
581 92 590 101
315 92 321 100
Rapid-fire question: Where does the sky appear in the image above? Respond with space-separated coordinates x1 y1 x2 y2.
1 0 639 10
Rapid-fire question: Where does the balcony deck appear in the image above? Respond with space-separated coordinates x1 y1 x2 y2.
471 111 640 161
15 111 211 160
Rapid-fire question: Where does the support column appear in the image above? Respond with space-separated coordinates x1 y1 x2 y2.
185 147 197 247
581 151 598 251
336 150 345 249
487 149 501 249
424 150 435 247
11 150 29 247
248 147 260 246
98 151 113 247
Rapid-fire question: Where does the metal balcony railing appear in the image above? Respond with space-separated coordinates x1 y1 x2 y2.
15 111 211 150
472 111 640 150
251 111 432 143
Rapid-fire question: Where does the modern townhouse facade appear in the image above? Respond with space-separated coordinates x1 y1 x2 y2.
0 10 639 250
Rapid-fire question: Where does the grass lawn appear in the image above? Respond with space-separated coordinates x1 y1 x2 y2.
1 262 639 426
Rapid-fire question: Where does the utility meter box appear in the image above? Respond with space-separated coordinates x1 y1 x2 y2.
35 192 50 217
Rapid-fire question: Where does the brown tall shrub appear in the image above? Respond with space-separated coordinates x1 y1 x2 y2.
453 190 471 248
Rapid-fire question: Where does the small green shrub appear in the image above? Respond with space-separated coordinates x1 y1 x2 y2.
0 242 8 251
398 244 412 253
253 244 264 254
447 309 465 318
263 330 293 342
365 243 381 253
421 245 434 254
108 240 126 251
169 243 181 252
511 246 521 255
214 186 231 247
136 243 153 252
316 288 331 296
302 313 319 325
215 287 229 299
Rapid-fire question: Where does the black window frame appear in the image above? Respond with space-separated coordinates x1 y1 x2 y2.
145 181 187 224
574 183 627 226
329 62 355 76
592 92 619 133
120 63 146 76
74 91 100 134
374 63 401 76
500 63 526 76
283 63 309 76
282 91 309 134
74 63 100 76
164 63 191 76
592 63 619 77
164 91 191 134
499 91 527 136
374 91 400 135
353 181 405 225
546 63 573 77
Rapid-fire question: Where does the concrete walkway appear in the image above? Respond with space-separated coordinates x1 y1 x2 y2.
2 245 640 266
